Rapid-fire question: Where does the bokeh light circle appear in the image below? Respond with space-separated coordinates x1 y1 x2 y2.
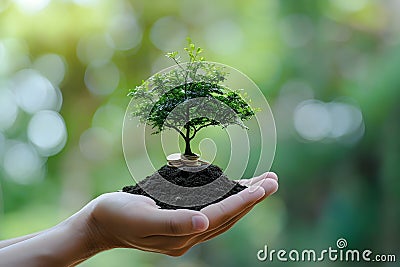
150 17 187 51
122 62 276 207
12 69 61 113
293 99 365 143
3 141 45 185
0 85 18 131
84 62 120 96
106 13 142 51
33 53 67 86
27 110 67 157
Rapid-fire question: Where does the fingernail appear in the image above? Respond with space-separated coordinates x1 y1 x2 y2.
192 215 208 231
249 179 266 193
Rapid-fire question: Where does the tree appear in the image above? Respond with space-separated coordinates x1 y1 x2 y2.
128 39 256 156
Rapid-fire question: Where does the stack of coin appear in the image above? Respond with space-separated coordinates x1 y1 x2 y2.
166 153 183 167
181 154 201 167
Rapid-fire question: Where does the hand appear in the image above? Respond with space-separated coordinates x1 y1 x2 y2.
84 172 278 256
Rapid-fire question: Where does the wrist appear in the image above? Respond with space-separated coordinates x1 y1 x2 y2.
43 210 101 266
64 200 116 262
80 197 122 253
0 209 102 267
42 203 108 266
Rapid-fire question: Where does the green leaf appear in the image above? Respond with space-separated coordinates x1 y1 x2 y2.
166 51 178 59
127 39 257 150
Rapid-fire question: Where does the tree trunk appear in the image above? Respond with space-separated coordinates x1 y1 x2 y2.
184 124 194 155
184 138 193 156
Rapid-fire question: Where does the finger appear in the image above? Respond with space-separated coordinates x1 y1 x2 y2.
185 203 253 246
147 181 276 242
245 178 279 211
238 172 278 187
200 190 266 242
218 178 278 228
255 171 278 181
146 179 278 252
200 181 265 230
139 208 209 237
142 179 277 240
189 178 278 243
201 207 251 242
249 177 279 194
265 172 278 181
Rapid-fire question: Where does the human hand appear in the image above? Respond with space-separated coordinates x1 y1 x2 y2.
84 172 278 256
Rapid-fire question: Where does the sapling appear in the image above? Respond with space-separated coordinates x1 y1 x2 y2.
123 39 256 210
128 38 255 158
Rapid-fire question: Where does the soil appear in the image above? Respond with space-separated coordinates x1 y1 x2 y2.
122 164 246 210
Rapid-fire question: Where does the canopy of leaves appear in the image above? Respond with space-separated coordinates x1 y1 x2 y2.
128 40 256 141
147 82 254 136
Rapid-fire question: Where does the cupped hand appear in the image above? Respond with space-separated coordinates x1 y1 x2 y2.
85 172 278 256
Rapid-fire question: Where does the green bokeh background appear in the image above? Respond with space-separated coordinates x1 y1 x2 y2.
0 0 399 266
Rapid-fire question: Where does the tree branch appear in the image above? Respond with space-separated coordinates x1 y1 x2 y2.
164 123 186 139
172 57 186 72
188 124 197 140
189 122 215 140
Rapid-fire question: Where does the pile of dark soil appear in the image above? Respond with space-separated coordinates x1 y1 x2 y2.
122 164 246 210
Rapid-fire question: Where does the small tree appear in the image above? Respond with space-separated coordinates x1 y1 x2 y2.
128 39 256 156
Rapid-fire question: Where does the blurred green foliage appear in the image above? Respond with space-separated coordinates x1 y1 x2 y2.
0 0 399 266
